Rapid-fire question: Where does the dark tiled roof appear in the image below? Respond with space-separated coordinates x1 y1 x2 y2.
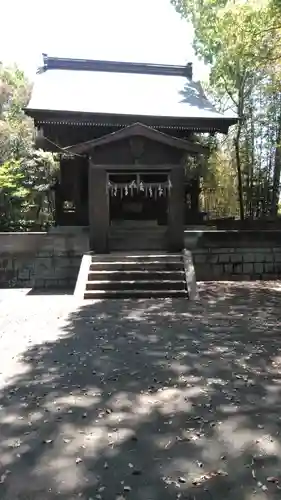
26 55 237 129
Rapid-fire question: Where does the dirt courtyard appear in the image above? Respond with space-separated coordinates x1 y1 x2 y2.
0 282 281 499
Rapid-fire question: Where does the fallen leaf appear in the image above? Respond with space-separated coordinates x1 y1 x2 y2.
0 470 10 484
132 469 142 476
178 476 187 483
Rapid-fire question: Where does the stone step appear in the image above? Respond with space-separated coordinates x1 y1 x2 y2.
109 243 167 251
75 251 195 300
91 253 182 261
84 289 188 299
90 261 183 271
108 232 166 238
108 233 166 240
87 270 185 281
86 280 187 291
108 230 167 250
75 252 190 300
111 220 158 228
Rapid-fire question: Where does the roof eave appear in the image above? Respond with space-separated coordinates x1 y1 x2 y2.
24 108 237 134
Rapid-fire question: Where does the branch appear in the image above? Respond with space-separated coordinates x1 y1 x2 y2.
220 74 238 108
247 23 281 37
258 52 281 63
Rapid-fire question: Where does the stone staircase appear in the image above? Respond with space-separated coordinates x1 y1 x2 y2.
108 226 167 251
75 253 189 299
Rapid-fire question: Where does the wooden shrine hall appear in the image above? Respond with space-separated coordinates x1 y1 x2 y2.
26 55 237 253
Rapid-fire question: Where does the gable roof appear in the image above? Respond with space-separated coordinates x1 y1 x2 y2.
66 122 208 155
26 55 237 133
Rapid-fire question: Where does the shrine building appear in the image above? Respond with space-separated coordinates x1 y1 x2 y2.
25 55 237 253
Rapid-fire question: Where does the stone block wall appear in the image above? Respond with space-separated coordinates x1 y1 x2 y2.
0 228 89 289
1 229 281 288
185 230 281 281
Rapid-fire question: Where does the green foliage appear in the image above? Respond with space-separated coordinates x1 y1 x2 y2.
0 64 58 230
172 0 281 218
201 146 239 218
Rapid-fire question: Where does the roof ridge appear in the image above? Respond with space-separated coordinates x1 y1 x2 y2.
38 54 193 79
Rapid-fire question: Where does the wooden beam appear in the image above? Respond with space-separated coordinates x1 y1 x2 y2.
66 122 208 155
88 164 109 252
168 166 185 251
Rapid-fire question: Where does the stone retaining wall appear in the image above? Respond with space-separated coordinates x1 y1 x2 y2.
1 229 280 289
0 228 89 289
185 230 281 280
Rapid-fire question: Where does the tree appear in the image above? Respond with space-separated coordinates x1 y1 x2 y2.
172 0 281 219
201 144 239 218
0 63 58 230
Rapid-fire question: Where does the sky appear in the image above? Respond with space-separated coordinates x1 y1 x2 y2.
0 0 207 81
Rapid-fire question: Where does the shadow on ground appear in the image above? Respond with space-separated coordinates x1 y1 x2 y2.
1 282 281 499
27 288 74 296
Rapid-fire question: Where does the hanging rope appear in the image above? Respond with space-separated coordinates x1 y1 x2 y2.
107 179 172 198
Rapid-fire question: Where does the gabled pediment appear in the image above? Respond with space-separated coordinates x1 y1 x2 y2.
65 122 207 155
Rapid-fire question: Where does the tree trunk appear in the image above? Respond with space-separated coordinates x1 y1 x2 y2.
271 112 281 216
235 77 246 221
234 125 245 220
249 102 255 217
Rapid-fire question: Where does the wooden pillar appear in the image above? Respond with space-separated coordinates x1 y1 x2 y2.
74 157 89 225
88 163 109 253
191 177 200 214
54 186 63 226
73 161 82 225
168 166 185 251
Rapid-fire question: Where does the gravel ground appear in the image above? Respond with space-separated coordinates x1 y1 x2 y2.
0 282 281 499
